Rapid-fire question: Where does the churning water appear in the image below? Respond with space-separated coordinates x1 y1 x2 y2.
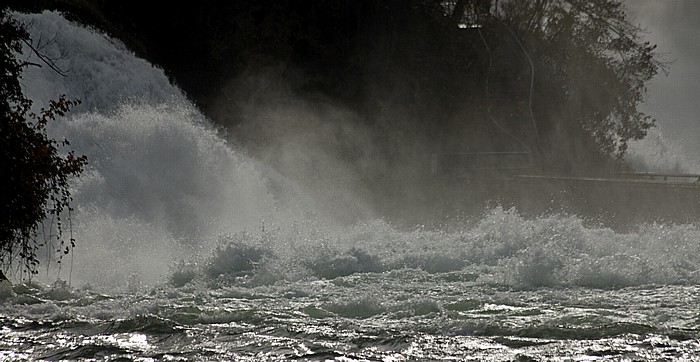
2 11 700 361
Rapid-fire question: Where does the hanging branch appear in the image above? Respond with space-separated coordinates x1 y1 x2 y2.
20 37 69 77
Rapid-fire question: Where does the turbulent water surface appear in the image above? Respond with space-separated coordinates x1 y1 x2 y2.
2 11 700 361
2 274 700 360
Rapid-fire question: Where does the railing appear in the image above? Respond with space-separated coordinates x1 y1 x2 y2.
616 172 700 184
432 151 532 177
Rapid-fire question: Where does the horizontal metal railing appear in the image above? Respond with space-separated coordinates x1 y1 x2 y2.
616 172 700 184
432 151 532 176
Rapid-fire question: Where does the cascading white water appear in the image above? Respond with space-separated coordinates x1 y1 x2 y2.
11 11 700 291
15 11 304 288
4 11 700 361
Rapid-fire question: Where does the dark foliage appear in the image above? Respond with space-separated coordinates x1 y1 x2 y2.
24 1 659 164
4 1 662 219
8 0 660 155
497 0 662 161
0 9 87 275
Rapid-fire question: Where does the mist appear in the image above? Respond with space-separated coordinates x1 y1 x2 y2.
209 66 454 226
4 6 700 360
10 2 700 288
625 0 700 172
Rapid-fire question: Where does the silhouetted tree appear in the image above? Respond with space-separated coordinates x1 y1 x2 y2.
494 0 663 158
2 1 663 219
0 9 87 276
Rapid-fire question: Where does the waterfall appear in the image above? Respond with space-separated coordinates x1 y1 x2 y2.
16 11 295 288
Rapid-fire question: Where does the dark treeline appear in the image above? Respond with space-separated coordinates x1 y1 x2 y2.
8 0 663 221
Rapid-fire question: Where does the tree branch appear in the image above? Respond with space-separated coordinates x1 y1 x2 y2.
20 38 68 77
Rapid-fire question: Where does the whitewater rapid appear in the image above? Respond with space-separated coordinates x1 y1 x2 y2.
2 10 700 361
15 11 302 288
12 10 700 290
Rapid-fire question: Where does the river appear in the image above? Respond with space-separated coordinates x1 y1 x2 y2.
1 11 699 361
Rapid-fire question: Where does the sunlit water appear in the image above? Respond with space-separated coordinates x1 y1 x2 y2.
2 275 700 360
2 11 699 361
